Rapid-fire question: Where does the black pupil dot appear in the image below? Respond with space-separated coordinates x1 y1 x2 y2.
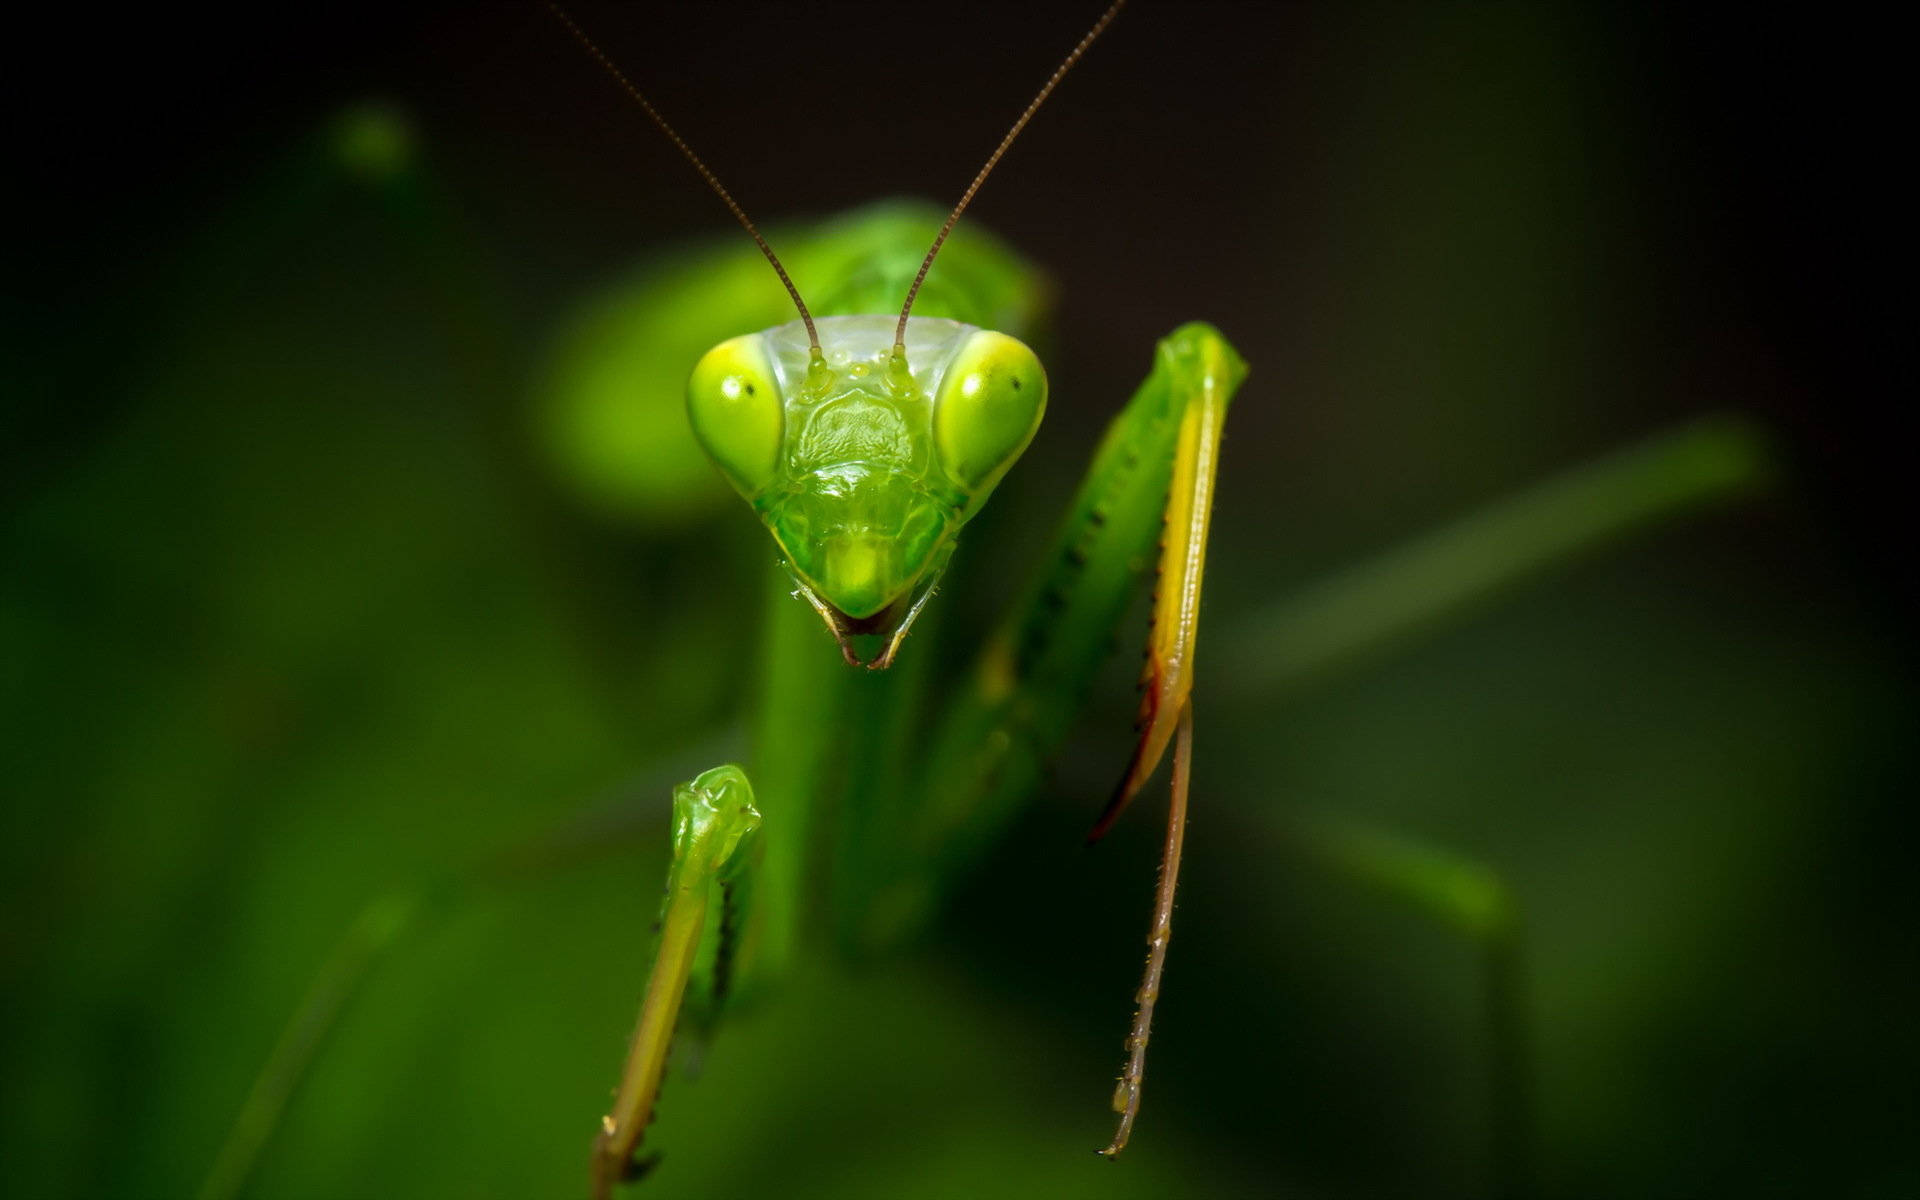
1011 378 1022 390
745 383 756 394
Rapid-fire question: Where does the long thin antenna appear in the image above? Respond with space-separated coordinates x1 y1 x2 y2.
894 0 1126 352
546 2 820 354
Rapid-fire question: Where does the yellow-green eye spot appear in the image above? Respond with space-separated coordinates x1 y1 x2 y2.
933 330 1047 503
687 334 783 498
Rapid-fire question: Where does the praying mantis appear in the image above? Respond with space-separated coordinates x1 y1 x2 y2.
535 1 1243 1187
139 4 1778 1198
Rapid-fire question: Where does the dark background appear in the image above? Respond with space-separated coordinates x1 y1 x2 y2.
6 4 1910 1197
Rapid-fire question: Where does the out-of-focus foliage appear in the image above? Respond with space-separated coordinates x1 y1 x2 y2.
4 5 1909 1199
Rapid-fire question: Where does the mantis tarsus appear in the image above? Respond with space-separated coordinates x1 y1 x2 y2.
174 4 1778 1197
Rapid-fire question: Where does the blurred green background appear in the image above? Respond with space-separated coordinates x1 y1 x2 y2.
5 3 1909 1197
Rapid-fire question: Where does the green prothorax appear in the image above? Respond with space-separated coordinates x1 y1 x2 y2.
688 314 1046 666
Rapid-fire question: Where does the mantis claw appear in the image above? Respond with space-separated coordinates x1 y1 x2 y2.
1087 326 1236 845
1090 325 1241 1150
590 768 760 1200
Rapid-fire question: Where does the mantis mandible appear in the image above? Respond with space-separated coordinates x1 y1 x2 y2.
540 1 1245 1188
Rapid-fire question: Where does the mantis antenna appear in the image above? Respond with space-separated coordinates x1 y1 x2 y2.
894 0 1127 353
545 1 822 355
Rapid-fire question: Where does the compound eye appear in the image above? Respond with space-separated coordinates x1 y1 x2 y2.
932 331 1047 505
687 334 783 498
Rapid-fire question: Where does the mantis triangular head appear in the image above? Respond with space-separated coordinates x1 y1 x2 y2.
688 315 1046 667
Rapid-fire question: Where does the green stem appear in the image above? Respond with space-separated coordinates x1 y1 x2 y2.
1298 816 1532 1198
1485 922 1534 1200
1226 415 1770 695
197 894 420 1200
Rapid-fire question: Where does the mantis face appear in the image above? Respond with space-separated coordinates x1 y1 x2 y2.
688 314 1046 666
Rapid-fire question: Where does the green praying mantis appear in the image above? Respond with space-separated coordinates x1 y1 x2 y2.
537 2 1243 1187
185 4 1775 1197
